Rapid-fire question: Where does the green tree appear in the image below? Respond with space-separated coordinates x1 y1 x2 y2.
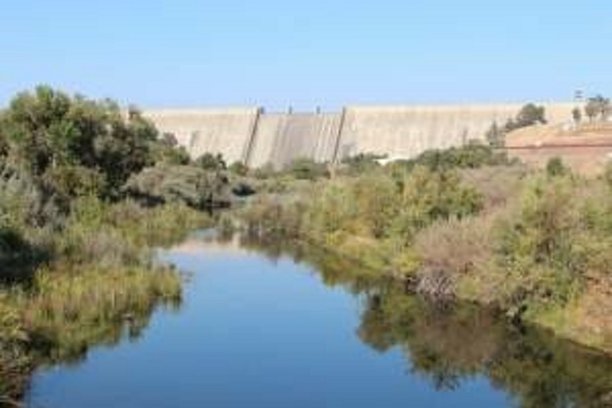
516 103 547 126
0 86 160 199
505 103 547 132
195 153 226 171
585 100 598 122
584 95 610 122
92 106 158 195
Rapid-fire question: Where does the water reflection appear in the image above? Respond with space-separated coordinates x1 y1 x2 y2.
22 231 612 408
8 292 183 408
218 232 612 408
31 297 182 367
360 294 612 408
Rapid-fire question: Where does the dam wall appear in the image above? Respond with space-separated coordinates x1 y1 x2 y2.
247 113 342 168
144 103 576 167
338 103 575 160
144 108 259 164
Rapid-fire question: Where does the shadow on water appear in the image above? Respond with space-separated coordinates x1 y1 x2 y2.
221 231 612 408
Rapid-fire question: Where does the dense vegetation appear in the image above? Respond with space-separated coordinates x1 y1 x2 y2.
0 87 217 403
236 145 612 352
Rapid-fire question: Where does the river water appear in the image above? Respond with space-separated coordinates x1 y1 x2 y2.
24 231 612 407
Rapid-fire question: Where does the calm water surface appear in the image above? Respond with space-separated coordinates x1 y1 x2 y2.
25 232 612 408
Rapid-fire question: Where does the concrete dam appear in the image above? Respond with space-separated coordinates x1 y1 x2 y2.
144 103 575 168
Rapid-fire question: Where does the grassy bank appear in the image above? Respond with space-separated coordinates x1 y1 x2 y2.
235 147 612 353
0 200 209 401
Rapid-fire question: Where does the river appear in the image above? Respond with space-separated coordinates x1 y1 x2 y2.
24 230 612 407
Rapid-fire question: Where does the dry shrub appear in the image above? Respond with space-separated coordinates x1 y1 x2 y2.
416 215 495 277
238 194 305 238
460 165 526 210
413 214 497 298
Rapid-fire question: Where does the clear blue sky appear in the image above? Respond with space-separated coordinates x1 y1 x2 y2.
1 0 611 110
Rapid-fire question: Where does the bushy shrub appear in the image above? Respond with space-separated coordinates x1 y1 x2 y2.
414 215 495 298
194 153 226 171
351 174 400 238
123 165 231 208
460 165 526 209
504 103 547 131
494 176 586 313
397 144 510 172
42 165 106 198
228 161 249 176
546 157 568 177
0 184 52 282
239 195 306 238
391 166 483 243
152 142 190 166
287 158 329 180
340 153 383 175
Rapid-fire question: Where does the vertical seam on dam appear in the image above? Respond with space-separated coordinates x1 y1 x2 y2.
243 108 262 166
331 107 347 165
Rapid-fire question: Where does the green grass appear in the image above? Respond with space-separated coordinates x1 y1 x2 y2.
6 264 181 363
0 199 211 401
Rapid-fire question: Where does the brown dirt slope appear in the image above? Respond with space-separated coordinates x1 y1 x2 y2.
505 123 612 175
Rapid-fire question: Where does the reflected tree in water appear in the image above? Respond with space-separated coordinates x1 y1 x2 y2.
232 232 612 408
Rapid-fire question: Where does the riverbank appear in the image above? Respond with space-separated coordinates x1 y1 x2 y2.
233 147 612 354
0 200 210 402
0 87 226 404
